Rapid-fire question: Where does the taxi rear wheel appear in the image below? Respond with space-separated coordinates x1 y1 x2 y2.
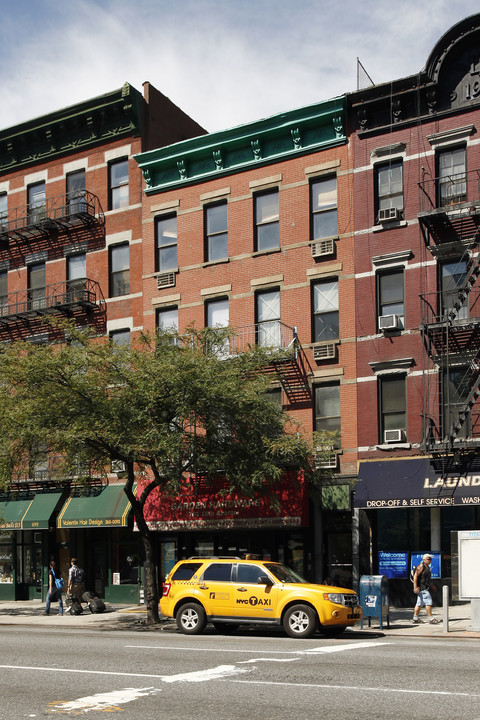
176 602 207 635
283 604 317 639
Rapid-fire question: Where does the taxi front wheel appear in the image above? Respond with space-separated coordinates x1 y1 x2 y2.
176 602 207 635
283 604 317 639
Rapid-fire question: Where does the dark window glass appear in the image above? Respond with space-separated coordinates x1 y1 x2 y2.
203 563 232 582
28 262 46 309
66 170 86 214
156 215 177 272
27 182 46 223
313 280 339 341
311 176 337 239
0 193 7 227
237 564 264 583
206 203 228 261
380 375 406 440
0 271 7 306
109 159 129 210
440 259 468 320
255 190 279 252
171 563 203 581
442 366 471 439
109 244 130 297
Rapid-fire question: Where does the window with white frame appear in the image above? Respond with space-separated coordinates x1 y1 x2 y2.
377 269 404 329
28 262 46 310
109 243 130 297
437 146 466 207
256 289 280 347
66 169 86 214
205 202 228 262
312 279 339 342
311 176 337 239
156 214 178 272
109 328 131 346
379 374 406 443
157 306 178 333
254 190 279 252
206 297 229 356
376 160 403 221
67 253 86 296
440 259 468 320
109 158 129 210
27 182 46 224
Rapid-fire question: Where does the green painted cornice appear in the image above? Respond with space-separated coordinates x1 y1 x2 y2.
0 82 143 174
134 96 346 193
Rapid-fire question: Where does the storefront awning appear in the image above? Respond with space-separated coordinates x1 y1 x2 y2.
354 458 480 509
0 492 63 530
57 484 131 529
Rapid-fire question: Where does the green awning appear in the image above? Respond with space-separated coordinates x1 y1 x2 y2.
0 492 62 530
57 485 131 529
22 492 63 529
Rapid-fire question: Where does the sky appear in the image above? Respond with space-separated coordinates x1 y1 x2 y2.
1 1 480 135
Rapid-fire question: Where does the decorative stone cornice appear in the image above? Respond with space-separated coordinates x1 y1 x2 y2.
134 96 346 194
0 82 143 174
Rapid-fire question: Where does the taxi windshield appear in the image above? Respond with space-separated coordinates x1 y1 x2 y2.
264 563 307 584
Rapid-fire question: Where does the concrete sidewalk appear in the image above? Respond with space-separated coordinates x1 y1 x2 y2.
0 599 479 638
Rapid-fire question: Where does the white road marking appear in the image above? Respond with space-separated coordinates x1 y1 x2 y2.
232 679 480 698
299 641 389 654
162 665 250 683
48 687 161 714
124 644 302 654
240 658 300 664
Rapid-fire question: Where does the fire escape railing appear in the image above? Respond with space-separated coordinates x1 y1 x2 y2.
0 279 105 324
0 191 104 244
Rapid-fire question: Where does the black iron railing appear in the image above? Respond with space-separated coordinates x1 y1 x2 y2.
0 279 104 323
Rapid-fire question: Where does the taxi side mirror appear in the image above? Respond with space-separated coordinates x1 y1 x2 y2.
258 575 273 586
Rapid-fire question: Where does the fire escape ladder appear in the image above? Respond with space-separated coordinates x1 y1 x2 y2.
447 250 480 322
268 333 312 403
447 358 480 441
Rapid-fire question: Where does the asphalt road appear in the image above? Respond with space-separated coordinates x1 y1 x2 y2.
1 625 479 719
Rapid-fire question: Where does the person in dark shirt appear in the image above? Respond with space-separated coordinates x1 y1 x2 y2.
412 553 438 624
44 560 64 616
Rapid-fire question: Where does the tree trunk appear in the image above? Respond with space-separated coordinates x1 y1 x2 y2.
123 471 161 624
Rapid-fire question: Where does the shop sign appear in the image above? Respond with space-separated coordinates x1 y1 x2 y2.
138 473 308 531
355 459 480 509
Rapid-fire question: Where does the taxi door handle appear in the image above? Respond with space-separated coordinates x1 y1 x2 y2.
237 587 248 592
198 585 209 590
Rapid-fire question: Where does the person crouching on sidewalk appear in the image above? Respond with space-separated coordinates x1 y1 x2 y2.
412 553 438 624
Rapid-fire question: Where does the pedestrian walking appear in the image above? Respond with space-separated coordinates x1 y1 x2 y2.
43 560 64 616
67 557 86 604
412 553 438 624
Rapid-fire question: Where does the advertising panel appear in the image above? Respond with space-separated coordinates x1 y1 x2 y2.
378 551 409 579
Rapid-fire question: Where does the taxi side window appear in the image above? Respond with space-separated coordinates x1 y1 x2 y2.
203 563 233 581
171 563 203 581
237 564 264 584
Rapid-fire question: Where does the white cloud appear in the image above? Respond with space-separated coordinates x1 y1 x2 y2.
0 0 479 133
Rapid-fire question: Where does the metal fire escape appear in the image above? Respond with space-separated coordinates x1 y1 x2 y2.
419 169 480 466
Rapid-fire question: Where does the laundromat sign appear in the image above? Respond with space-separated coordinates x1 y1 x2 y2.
355 459 480 509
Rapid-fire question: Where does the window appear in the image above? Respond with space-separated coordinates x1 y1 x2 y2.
109 244 130 297
66 170 86 214
156 215 177 272
311 176 337 239
376 161 403 220
379 375 406 443
109 328 131 346
440 259 468 320
67 253 87 302
202 563 232 582
377 270 404 328
157 307 178 333
205 202 228 262
442 366 470 439
237 564 264 583
312 279 339 342
109 158 129 210
0 192 7 228
206 298 229 356
0 270 7 308
255 190 279 252
27 182 46 224
28 262 46 310
315 384 341 447
256 289 280 347
438 146 466 206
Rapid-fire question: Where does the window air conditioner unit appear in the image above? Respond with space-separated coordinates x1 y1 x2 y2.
311 237 335 258
315 446 338 470
384 429 404 444
378 207 400 222
313 343 336 361
379 314 402 331
156 272 176 290
111 460 126 474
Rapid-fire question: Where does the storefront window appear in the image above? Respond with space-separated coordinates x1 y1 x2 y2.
0 531 14 583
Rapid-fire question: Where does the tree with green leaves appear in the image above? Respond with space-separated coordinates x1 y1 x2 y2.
0 323 334 624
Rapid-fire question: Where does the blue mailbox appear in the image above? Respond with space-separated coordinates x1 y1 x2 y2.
359 575 390 629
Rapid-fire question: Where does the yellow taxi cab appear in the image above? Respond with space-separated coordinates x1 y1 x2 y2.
161 556 362 639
